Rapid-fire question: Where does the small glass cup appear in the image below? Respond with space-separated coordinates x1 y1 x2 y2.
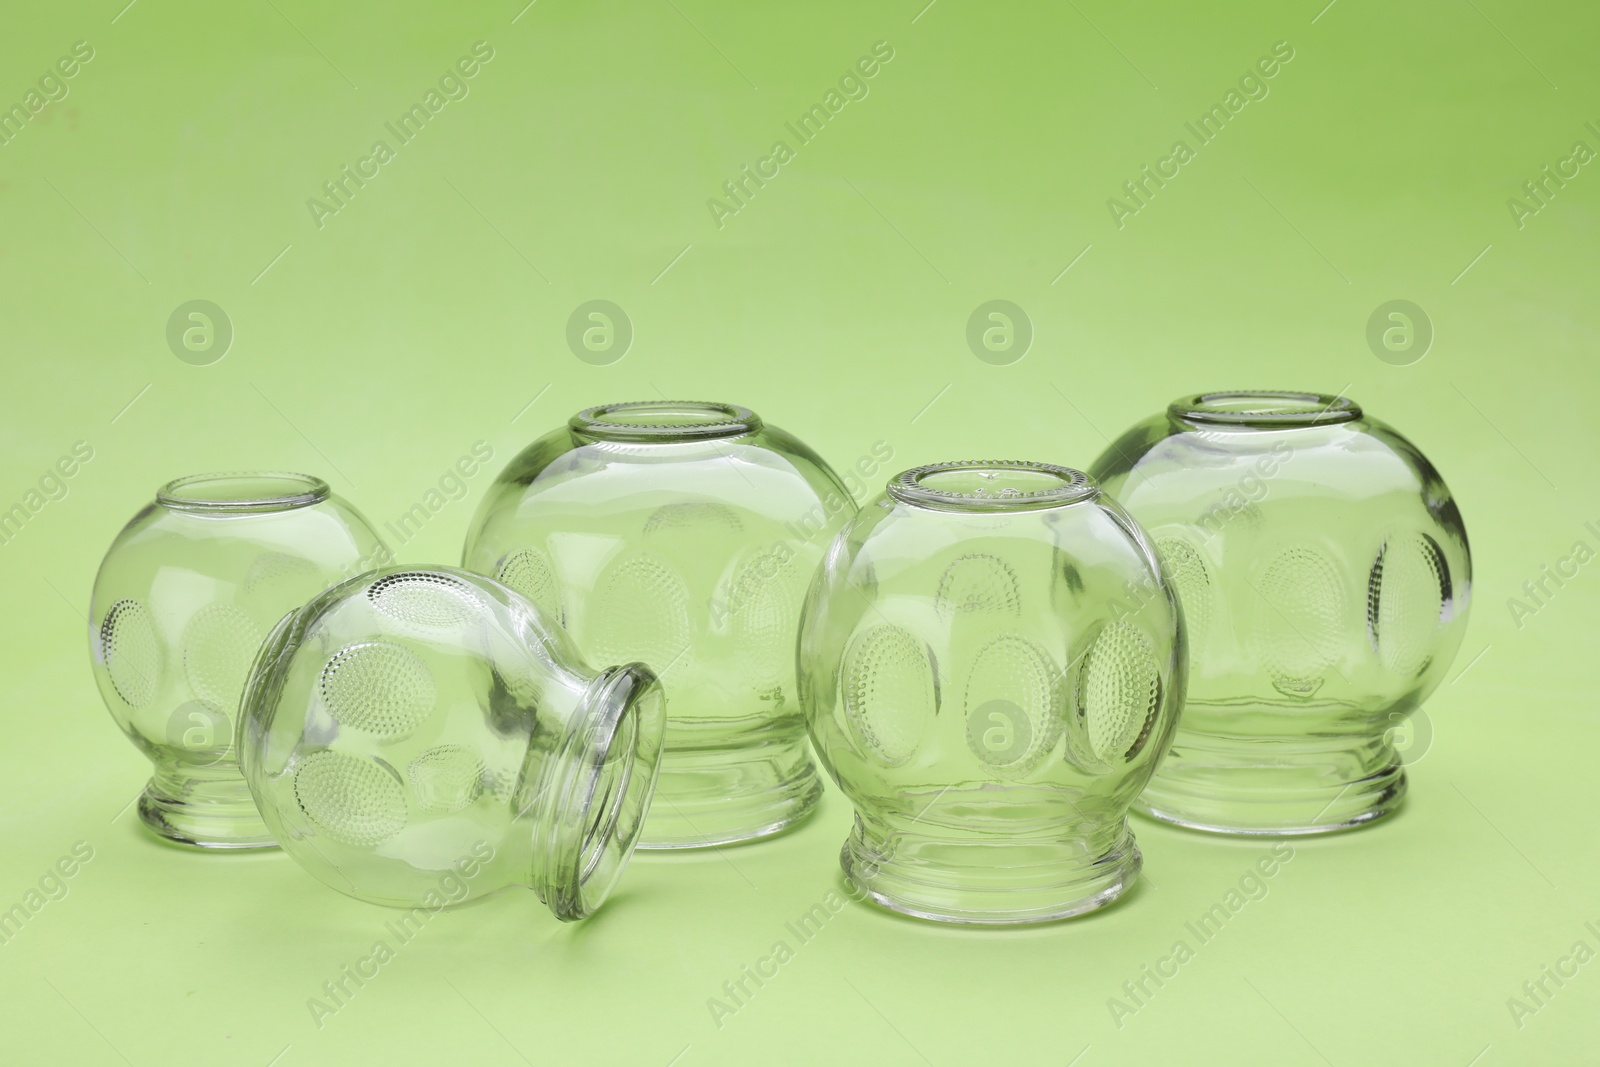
239 567 665 921
1089 391 1472 834
89 472 390 849
798 461 1185 924
462 401 856 849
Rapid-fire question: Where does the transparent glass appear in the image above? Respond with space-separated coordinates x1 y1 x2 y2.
798 461 1185 924
239 567 664 921
462 401 855 849
1089 391 1472 834
88 472 390 849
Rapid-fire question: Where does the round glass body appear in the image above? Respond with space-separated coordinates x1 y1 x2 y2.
798 461 1185 924
89 472 390 848
1089 391 1472 834
239 567 664 921
462 401 856 849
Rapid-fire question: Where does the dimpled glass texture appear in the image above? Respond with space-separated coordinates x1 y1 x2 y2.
462 401 855 849
89 472 390 849
797 461 1185 924
239 567 664 921
1089 391 1472 834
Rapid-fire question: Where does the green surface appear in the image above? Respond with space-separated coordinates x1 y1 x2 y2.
2 0 1597 1063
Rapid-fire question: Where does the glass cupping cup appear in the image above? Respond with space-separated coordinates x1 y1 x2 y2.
1089 391 1471 834
89 472 390 848
239 567 664 921
798 461 1185 924
463 401 857 849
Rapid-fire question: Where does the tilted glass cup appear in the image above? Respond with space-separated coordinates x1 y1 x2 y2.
239 566 665 921
88 472 390 849
798 461 1185 924
1089 391 1472 834
462 401 858 849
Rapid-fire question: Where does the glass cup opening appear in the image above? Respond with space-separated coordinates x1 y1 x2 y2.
887 461 1098 513
1168 391 1362 428
156 471 330 513
569 401 760 442
539 663 665 921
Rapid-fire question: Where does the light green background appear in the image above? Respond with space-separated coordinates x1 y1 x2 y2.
3 0 1597 1063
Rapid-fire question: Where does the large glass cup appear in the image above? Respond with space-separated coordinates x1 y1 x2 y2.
798 461 1185 924
463 401 855 849
1089 391 1472 834
89 472 389 849
239 567 665 921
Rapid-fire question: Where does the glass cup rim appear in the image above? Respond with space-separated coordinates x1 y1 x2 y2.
887 460 1098 513
156 471 330 513
1168 390 1362 428
534 662 664 921
569 400 761 441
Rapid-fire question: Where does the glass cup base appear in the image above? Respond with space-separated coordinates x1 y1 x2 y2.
137 770 277 850
637 740 821 850
839 822 1142 925
1135 735 1408 835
